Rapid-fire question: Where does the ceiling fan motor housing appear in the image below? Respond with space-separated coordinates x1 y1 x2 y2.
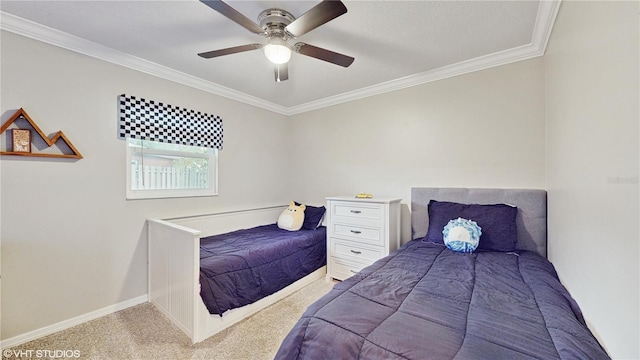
258 9 295 40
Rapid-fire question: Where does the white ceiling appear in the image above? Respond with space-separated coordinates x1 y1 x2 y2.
0 0 560 115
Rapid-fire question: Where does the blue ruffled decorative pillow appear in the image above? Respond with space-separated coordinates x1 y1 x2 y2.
442 218 482 253
425 200 517 252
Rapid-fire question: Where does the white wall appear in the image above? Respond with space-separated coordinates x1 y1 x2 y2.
0 31 290 340
289 58 546 240
545 1 639 359
0 31 548 342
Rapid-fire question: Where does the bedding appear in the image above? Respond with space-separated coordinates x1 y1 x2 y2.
298 203 326 230
199 224 326 315
275 240 609 360
425 200 518 251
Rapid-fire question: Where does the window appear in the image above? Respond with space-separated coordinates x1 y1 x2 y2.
126 139 218 199
118 94 223 199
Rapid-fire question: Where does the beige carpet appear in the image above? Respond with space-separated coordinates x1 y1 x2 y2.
5 279 334 360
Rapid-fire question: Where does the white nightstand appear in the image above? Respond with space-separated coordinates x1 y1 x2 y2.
325 196 402 281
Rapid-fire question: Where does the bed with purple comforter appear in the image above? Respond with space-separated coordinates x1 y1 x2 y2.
199 224 326 315
275 188 609 359
276 240 608 359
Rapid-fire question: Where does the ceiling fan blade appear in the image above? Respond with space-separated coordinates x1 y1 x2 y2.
274 63 289 82
200 0 264 34
198 44 262 59
294 43 354 67
285 0 347 38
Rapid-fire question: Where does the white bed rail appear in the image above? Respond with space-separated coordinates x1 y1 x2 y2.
147 206 327 343
148 218 200 339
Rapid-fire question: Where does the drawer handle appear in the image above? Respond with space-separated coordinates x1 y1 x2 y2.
350 230 362 234
350 249 362 254
350 210 362 214
350 270 358 274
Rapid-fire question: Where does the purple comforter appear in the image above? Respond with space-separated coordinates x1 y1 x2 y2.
199 224 326 315
276 240 609 359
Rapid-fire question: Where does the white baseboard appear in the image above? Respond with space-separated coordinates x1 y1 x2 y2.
1 295 148 350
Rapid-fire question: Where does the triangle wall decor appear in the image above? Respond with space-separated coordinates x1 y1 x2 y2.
0 108 83 159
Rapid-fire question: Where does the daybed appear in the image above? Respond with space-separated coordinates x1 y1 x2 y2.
275 188 609 359
148 205 327 344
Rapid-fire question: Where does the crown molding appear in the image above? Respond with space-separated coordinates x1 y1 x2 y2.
285 0 561 116
531 0 562 54
1 1 560 116
285 42 542 115
0 11 290 115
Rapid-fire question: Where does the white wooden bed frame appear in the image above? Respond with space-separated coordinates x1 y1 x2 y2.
147 205 327 344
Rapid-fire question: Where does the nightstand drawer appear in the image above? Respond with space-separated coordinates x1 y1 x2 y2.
331 223 383 246
332 241 384 262
329 257 368 281
332 203 383 224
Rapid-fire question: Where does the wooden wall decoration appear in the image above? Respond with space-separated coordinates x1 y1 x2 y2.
0 108 82 159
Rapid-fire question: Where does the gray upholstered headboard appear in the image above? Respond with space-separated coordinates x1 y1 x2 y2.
411 188 547 258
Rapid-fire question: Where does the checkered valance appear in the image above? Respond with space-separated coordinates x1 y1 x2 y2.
118 94 223 150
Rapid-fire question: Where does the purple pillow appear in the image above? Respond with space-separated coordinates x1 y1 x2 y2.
425 200 518 252
295 202 326 230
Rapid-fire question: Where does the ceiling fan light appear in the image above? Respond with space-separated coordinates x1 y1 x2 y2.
264 38 292 64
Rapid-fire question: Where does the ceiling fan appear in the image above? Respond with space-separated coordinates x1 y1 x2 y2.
198 0 355 82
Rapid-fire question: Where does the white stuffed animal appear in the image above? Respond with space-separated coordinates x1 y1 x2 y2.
277 201 306 231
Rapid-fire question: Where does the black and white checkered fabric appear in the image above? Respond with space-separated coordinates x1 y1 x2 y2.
118 94 223 149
